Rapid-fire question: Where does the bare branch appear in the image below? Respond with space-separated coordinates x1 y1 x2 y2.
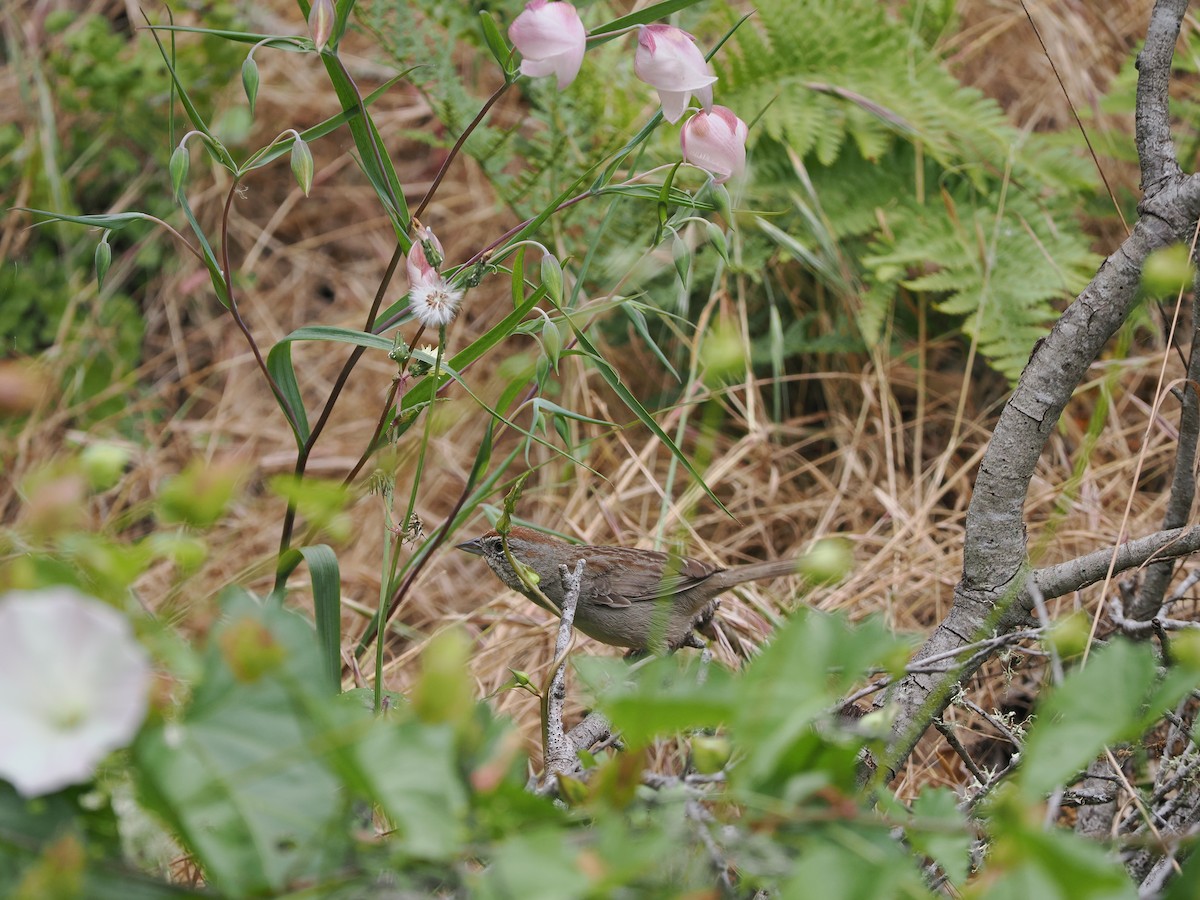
1136 0 1187 189
1032 524 1200 603
877 0 1200 781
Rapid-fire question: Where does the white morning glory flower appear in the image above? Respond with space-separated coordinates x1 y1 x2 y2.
0 587 151 797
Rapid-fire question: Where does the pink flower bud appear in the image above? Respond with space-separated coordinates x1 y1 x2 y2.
681 106 748 184
406 229 446 286
307 0 335 51
509 0 587 90
634 24 717 124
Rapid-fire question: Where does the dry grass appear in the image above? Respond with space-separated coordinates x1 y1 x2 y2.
3 0 1195 801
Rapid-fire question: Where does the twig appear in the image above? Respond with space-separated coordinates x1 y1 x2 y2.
567 711 614 754
686 797 734 893
541 559 585 783
934 717 988 786
958 697 1024 750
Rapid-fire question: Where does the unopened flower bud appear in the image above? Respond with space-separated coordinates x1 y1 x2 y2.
540 253 563 304
308 0 335 51
681 106 748 184
94 237 112 289
242 55 260 116
290 137 314 196
169 144 189 200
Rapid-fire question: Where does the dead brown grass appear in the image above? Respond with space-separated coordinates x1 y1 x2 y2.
3 0 1194 802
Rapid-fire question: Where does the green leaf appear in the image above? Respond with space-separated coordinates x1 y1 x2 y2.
529 398 613 427
144 24 309 50
276 544 342 694
780 833 931 899
579 655 737 747
351 719 469 859
1018 640 1158 798
278 325 393 353
265 340 312 448
175 189 230 307
143 19 235 170
133 590 346 897
476 828 592 898
735 609 907 788
17 209 157 231
478 11 513 75
983 818 1136 900
909 787 971 886
318 55 411 248
589 0 708 44
623 303 681 381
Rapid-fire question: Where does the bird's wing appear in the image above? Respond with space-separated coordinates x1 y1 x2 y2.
586 547 721 607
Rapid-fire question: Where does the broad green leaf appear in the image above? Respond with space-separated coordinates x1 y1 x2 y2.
909 787 971 886
133 590 346 897
265 340 311 447
781 833 931 899
352 720 468 859
735 609 907 787
1018 639 1157 798
983 824 1136 900
578 655 737 746
276 544 342 695
473 828 592 899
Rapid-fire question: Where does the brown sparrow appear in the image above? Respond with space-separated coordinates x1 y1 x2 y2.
457 526 797 652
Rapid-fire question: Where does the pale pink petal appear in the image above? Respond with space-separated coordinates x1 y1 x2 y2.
634 25 717 123
509 1 587 90
657 89 691 125
634 25 717 92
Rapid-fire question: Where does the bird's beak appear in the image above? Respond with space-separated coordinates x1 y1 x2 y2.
456 537 484 556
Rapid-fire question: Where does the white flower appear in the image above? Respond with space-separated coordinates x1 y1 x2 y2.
681 105 749 184
634 24 717 124
0 587 151 797
409 275 463 328
509 0 588 90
